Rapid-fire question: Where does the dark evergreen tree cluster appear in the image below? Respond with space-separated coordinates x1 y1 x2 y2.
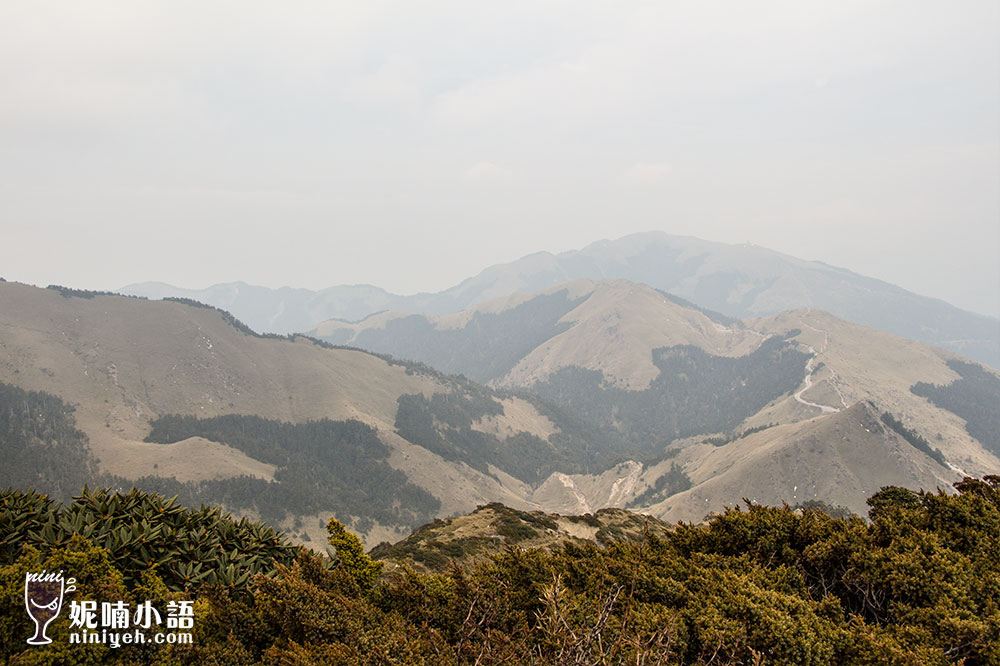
394 387 610 484
704 422 779 446
0 382 97 501
395 392 562 484
0 382 440 532
144 414 440 529
879 410 948 467
627 462 692 507
46 285 146 300
529 337 810 459
911 359 1000 456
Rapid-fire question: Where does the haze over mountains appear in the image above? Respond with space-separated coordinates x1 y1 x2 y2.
123 232 1000 369
0 281 603 544
4 275 998 547
312 278 999 504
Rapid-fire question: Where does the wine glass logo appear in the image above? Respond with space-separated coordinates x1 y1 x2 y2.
24 571 74 646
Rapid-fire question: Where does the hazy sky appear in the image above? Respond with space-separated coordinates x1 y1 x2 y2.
2 1 998 317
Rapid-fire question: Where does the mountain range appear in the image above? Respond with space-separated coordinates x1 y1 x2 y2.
310 278 999 514
122 232 1000 369
4 276 997 547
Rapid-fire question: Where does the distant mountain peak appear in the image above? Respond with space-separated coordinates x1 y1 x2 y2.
120 232 999 368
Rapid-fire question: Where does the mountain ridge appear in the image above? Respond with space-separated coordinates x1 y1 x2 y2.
306 277 999 521
4 278 997 546
0 281 604 545
121 231 1000 369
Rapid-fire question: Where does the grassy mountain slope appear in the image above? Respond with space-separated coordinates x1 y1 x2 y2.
313 281 593 384
4 280 996 547
0 282 593 544
752 308 1000 476
649 402 953 522
308 279 1000 522
312 279 764 388
315 279 998 471
527 304 998 520
427 231 1000 369
0 282 432 470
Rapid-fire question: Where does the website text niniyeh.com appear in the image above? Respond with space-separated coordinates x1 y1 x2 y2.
69 628 192 648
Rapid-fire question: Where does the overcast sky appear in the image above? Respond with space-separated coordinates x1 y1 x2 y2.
1 1 998 317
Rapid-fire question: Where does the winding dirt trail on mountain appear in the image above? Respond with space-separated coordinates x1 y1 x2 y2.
793 318 846 414
794 350 841 414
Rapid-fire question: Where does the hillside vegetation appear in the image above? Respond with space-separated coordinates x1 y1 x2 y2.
2 280 997 539
370 503 674 573
394 381 608 485
313 280 766 390
912 359 1000 456
0 282 606 542
322 289 588 383
0 382 97 501
530 337 809 457
1 487 300 592
144 413 440 530
0 378 441 533
2 479 998 664
314 280 998 522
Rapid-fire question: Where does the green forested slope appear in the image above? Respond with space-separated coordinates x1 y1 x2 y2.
912 359 1000 456
529 337 809 456
143 413 440 529
0 381 440 532
0 382 96 501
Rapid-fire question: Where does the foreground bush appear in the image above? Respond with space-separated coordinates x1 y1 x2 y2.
1 486 300 592
2 478 998 665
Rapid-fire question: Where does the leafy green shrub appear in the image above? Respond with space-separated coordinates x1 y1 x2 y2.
0 487 300 592
4 480 999 664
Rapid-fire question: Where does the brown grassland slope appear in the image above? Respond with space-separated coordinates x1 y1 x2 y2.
0 282 568 544
316 279 998 521
3 279 997 546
